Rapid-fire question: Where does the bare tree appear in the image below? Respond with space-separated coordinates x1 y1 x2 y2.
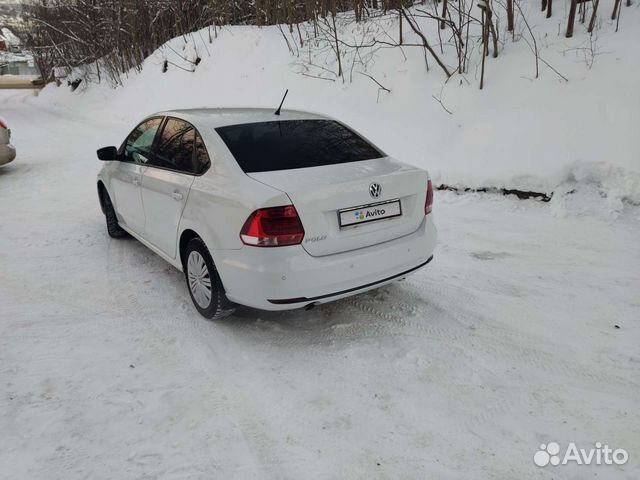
588 0 600 32
566 0 578 37
440 0 448 29
479 0 489 89
400 7 452 77
21 0 624 92
611 0 622 20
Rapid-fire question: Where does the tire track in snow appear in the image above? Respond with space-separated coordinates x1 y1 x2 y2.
106 241 493 474
341 285 525 436
401 278 638 390
339 277 638 435
105 240 295 478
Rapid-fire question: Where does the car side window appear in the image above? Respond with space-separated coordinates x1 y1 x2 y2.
193 132 210 175
151 118 196 173
123 117 162 164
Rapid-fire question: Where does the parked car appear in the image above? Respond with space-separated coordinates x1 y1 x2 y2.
0 118 16 166
97 109 436 319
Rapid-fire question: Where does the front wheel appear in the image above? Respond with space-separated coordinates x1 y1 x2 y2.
184 237 235 320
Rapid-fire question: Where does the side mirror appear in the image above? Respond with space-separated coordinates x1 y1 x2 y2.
97 146 119 161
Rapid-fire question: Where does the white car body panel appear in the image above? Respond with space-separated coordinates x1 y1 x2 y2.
110 162 146 234
0 120 16 166
98 108 437 311
119 221 184 270
141 167 194 258
218 217 436 310
179 163 293 252
248 158 428 256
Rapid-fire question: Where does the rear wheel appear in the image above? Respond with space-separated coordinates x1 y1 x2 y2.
184 237 235 320
102 189 127 238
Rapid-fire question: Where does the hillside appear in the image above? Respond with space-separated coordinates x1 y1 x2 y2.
29 3 640 208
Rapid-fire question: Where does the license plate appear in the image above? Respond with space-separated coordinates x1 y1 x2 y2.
338 199 402 228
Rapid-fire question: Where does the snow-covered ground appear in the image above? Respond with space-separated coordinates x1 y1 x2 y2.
1 5 640 476
0 89 639 478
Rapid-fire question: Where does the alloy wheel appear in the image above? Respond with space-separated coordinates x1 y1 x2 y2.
187 250 212 308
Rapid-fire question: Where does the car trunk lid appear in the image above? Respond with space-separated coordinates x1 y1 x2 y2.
247 157 427 256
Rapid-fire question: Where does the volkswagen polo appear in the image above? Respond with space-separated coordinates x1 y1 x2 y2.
96 109 436 319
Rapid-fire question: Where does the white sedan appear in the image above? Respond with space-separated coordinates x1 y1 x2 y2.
0 117 16 166
97 109 436 318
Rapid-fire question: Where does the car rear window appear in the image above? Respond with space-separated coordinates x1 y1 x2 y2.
215 120 384 173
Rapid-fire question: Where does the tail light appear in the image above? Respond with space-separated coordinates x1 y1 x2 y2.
240 205 305 247
0 120 7 129
425 180 434 215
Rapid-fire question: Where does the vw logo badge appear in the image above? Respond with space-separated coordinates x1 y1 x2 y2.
369 183 382 198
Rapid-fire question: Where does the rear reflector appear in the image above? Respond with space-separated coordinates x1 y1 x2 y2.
240 205 305 247
0 120 7 129
425 180 434 215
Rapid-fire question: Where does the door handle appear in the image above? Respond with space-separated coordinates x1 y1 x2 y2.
132 177 140 186
171 191 183 201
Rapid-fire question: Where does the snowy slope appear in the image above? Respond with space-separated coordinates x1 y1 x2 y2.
28 2 640 203
0 89 639 479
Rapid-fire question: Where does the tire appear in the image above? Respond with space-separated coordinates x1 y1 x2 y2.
102 189 127 238
184 237 235 320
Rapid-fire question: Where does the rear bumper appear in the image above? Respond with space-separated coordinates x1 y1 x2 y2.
216 216 437 311
0 144 16 166
268 255 433 305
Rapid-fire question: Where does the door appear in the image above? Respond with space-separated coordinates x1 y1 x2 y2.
141 118 209 258
111 117 162 234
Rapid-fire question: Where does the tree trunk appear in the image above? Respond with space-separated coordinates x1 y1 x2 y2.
588 0 599 32
480 10 487 89
440 0 448 29
400 7 451 77
566 0 578 37
488 12 498 58
331 13 342 78
611 0 621 19
546 0 552 18
506 0 514 31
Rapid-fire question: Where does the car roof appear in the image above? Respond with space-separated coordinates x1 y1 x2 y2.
153 108 331 129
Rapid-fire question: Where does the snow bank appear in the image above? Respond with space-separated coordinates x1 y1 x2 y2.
0 27 21 46
549 160 640 218
21 4 640 203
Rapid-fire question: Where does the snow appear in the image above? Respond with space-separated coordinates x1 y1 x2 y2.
1 86 639 478
550 160 640 218
29 3 640 200
0 52 33 63
0 27 21 46
1 5 640 478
